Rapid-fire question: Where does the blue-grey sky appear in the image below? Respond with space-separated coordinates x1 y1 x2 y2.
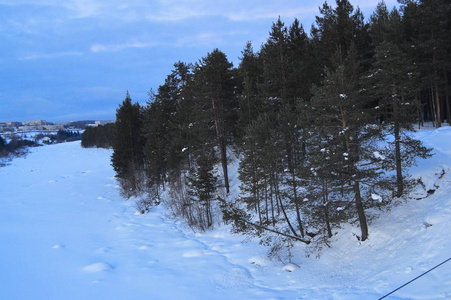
0 0 398 123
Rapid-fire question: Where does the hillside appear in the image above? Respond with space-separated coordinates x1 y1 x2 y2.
0 126 450 299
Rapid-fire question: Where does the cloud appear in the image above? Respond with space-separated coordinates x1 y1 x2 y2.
143 0 321 23
19 51 83 61
90 42 153 53
61 0 103 19
0 0 103 19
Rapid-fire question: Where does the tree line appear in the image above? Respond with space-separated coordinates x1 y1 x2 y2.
109 0 447 249
81 124 115 148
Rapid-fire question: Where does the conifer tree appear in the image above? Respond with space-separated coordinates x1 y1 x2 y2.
187 148 218 230
277 106 306 237
0 136 5 152
366 6 432 197
399 0 450 126
165 62 194 176
236 42 264 139
311 0 371 73
239 114 273 225
286 19 313 103
260 17 289 108
111 91 145 198
81 123 115 148
192 49 237 195
311 48 383 241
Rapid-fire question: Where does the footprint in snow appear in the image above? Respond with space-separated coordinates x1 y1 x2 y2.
83 262 113 272
282 263 298 272
96 247 112 254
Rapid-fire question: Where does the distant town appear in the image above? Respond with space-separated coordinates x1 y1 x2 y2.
0 120 114 134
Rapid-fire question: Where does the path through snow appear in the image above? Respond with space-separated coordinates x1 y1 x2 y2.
0 142 297 299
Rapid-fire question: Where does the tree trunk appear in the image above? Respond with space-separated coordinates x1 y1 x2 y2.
354 181 368 241
242 219 310 244
264 179 269 222
257 188 262 224
322 179 333 238
416 98 424 130
276 183 299 238
212 98 230 194
340 112 368 241
430 85 437 127
292 169 305 238
435 81 442 128
288 139 305 237
393 80 403 197
270 189 275 226
444 70 450 125
432 46 442 127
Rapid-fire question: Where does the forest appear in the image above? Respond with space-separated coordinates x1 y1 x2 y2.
83 0 449 251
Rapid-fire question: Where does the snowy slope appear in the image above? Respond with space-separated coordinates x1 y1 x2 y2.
191 126 451 299
0 127 450 299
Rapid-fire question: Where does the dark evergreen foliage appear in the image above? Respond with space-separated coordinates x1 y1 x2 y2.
111 92 145 198
108 0 447 249
52 130 81 143
0 137 36 157
81 124 115 148
0 136 5 152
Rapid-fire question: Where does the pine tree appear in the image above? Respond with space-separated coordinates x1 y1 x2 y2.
239 114 273 226
260 17 289 108
111 91 145 198
399 0 451 126
286 19 313 103
239 112 303 239
366 5 432 197
416 0 450 127
165 62 195 175
311 48 383 241
236 41 264 140
311 0 372 73
276 106 307 237
187 148 218 230
81 124 115 148
192 49 237 195
0 136 5 153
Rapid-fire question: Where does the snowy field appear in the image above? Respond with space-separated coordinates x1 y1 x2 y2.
1 126 450 299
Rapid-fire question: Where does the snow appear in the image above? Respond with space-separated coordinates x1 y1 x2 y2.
374 151 386 160
83 262 114 273
1 126 451 299
371 193 383 202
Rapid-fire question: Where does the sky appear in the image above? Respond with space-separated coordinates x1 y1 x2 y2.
0 0 399 123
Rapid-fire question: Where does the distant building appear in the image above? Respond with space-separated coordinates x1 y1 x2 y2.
86 120 114 127
7 121 22 127
23 120 48 126
43 124 64 130
18 126 34 132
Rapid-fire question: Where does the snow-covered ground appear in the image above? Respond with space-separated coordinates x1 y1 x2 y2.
1 126 450 299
